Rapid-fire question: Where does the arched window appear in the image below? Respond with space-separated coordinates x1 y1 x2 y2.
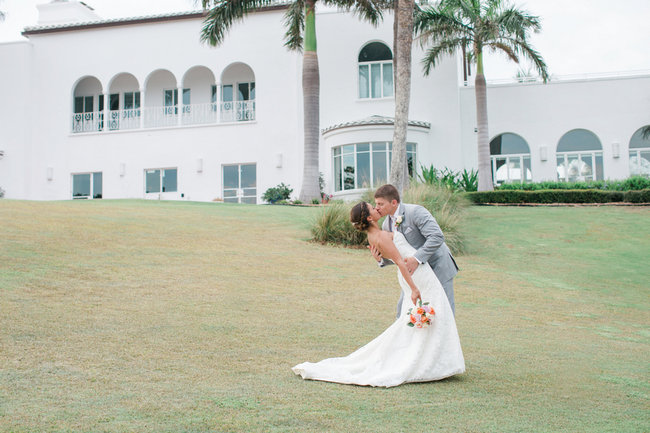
489 133 532 185
556 129 604 181
72 76 103 133
358 42 393 99
220 63 255 122
332 142 415 191
629 126 650 177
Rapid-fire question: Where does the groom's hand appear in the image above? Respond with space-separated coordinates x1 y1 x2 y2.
369 244 382 262
405 257 419 274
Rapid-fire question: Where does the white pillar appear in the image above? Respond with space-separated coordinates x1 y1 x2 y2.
177 86 183 126
139 88 145 129
102 92 109 132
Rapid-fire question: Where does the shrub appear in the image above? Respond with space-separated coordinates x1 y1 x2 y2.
311 198 320 205
496 176 650 192
292 200 303 205
311 202 367 246
262 183 293 204
623 189 650 203
0 187 4 198
466 189 628 204
458 169 478 192
402 183 470 255
311 183 469 254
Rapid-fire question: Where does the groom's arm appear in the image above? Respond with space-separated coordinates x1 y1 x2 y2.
412 206 445 264
370 244 394 267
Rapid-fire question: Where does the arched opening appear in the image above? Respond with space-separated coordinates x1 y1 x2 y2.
107 73 140 130
144 69 178 128
71 76 103 133
489 133 532 185
358 41 393 99
629 125 650 177
556 129 604 181
181 66 217 125
220 63 255 122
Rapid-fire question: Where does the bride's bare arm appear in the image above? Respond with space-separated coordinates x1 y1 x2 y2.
373 233 422 306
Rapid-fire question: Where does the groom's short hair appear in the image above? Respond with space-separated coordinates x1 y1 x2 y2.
375 184 400 203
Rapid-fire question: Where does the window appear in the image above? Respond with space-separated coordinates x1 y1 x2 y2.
358 42 393 99
333 142 416 192
145 168 178 194
73 95 103 132
556 129 603 182
72 172 102 199
164 89 178 115
629 126 650 177
490 133 532 185
124 92 141 110
182 88 191 113
223 164 257 204
74 96 94 113
221 82 255 121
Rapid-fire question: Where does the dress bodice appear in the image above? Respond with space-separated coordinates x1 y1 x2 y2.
393 231 416 259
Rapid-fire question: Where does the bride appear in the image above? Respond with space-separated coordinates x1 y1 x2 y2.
292 201 465 387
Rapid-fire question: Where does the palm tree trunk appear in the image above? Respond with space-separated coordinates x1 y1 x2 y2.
299 3 321 203
389 0 413 195
475 51 493 191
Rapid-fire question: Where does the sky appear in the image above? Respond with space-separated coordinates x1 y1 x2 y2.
0 0 649 80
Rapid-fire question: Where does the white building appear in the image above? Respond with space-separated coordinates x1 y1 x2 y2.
0 0 648 202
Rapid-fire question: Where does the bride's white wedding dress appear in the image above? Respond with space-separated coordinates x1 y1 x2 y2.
292 231 465 387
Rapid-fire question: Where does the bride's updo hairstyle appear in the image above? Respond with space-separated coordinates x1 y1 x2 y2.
350 201 371 231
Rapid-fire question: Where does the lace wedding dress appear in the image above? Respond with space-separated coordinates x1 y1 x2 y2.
292 231 465 387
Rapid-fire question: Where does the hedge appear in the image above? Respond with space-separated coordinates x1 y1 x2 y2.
496 176 650 191
465 189 650 204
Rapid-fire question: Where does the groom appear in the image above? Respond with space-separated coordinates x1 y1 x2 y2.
370 184 458 317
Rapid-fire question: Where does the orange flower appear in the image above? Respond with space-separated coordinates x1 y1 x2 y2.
416 307 425 315
410 315 417 324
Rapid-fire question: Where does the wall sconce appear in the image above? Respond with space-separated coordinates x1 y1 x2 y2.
539 146 548 162
197 158 203 173
47 166 53 181
612 142 620 158
276 153 283 168
119 163 126 177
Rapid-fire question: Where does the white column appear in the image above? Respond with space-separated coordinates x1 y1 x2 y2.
177 86 183 126
102 92 109 132
139 88 145 129
215 83 221 123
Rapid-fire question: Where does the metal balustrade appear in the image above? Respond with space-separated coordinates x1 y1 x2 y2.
71 101 255 133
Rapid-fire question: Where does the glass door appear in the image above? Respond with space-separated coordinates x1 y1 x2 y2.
223 164 257 204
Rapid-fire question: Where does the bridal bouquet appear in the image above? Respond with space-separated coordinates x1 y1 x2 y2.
407 300 435 328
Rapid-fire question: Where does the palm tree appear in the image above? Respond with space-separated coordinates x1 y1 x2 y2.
415 0 549 191
201 0 383 202
389 0 415 194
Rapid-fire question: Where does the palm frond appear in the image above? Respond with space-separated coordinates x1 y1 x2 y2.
200 0 277 46
414 6 470 41
496 6 541 39
486 41 518 63
324 0 385 26
283 0 306 51
421 36 466 75
497 35 549 82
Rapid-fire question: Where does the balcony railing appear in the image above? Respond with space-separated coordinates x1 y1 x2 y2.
72 112 103 133
71 101 255 133
108 109 141 131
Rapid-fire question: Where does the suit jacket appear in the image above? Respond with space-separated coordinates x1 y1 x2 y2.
381 203 458 283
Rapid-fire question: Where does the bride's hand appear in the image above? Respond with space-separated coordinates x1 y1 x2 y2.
411 289 422 306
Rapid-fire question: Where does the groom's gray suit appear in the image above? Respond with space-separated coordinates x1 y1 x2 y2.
380 203 458 317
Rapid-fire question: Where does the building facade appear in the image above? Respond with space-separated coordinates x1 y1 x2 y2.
0 1 648 202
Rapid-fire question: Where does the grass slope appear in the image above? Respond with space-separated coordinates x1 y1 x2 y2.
1 200 648 432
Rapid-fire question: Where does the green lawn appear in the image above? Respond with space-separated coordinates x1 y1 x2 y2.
1 200 648 432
